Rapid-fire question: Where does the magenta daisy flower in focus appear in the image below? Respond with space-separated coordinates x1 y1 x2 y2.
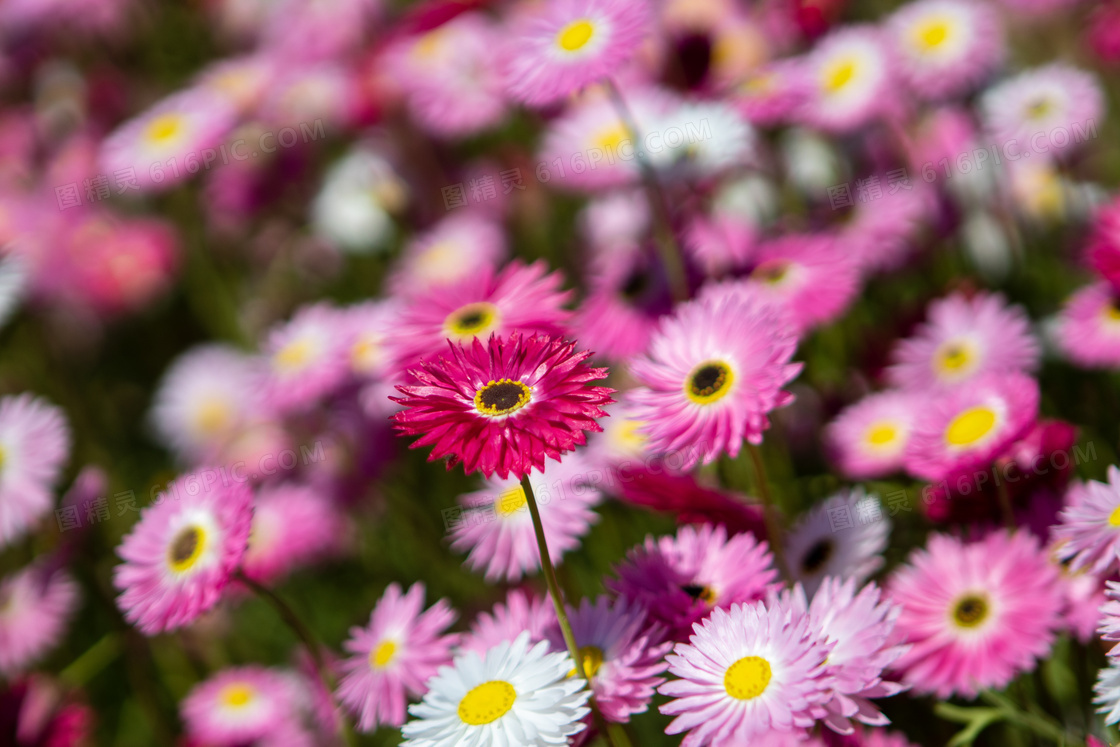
887 531 1062 698
545 595 670 723
181 666 302 745
825 391 920 479
0 565 78 676
887 291 1040 391
263 303 350 413
627 292 800 470
392 332 614 479
450 453 602 581
1055 282 1120 369
113 476 253 635
0 394 70 548
390 260 571 375
1054 466 1120 575
336 582 458 732
903 370 1039 482
658 600 832 744
608 523 779 640
241 481 345 585
502 0 651 107
459 589 556 655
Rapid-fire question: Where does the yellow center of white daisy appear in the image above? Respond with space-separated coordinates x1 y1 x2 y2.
950 593 989 628
474 379 532 417
685 361 735 405
370 640 396 668
495 485 528 516
146 114 184 145
1025 97 1053 120
934 340 976 377
458 680 516 726
445 302 499 339
220 684 254 708
912 18 952 52
944 406 997 447
822 57 858 94
274 338 314 372
568 645 604 679
168 525 207 573
557 19 595 52
865 422 899 447
724 655 772 700
194 398 232 437
1108 505 1120 527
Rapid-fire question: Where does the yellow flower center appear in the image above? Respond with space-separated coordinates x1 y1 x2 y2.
351 335 384 374
413 29 447 60
168 525 207 573
685 361 734 405
951 594 989 628
220 684 254 708
866 423 898 447
0 444 7 471
495 486 528 516
458 680 516 726
681 584 718 604
557 19 595 52
1106 301 1120 322
823 58 857 94
595 123 631 152
934 341 975 376
615 420 648 451
1108 505 1120 527
724 656 772 700
474 379 532 417
444 302 499 339
1026 98 1053 120
569 645 604 679
944 406 997 447
913 19 951 51
146 114 183 145
370 640 396 668
752 259 790 285
194 399 231 436
274 338 314 372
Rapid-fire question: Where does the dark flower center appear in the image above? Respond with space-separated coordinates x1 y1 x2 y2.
681 584 717 605
621 268 650 301
800 539 833 574
168 526 204 571
474 379 532 417
446 302 498 337
952 594 989 628
686 361 733 404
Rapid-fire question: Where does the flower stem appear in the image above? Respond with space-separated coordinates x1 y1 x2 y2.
980 689 1079 745
60 632 121 687
520 474 618 747
746 443 788 579
603 77 689 303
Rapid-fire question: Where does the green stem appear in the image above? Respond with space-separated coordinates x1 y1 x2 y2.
520 475 618 747
59 632 121 687
980 690 1078 745
746 443 787 579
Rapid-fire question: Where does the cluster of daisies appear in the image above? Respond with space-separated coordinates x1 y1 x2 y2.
3 0 1120 744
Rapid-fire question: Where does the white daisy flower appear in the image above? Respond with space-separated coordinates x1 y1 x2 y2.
311 146 406 254
1095 661 1120 725
0 253 26 332
401 632 590 746
784 488 890 597
646 100 755 177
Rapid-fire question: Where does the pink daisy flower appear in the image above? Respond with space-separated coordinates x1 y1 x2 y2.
545 595 670 723
1060 571 1107 644
887 531 1062 698
1054 466 1120 575
392 333 614 480
784 489 890 598
684 209 758 278
390 260 571 375
113 476 253 635
1086 196 1120 291
502 0 651 107
99 88 238 192
627 291 801 470
263 303 350 413
1097 580 1120 648
181 665 302 745
450 453 602 582
887 0 1003 101
658 600 833 744
241 481 344 584
979 64 1104 159
800 26 893 133
1055 282 1120 369
388 212 506 298
0 394 70 548
840 184 934 274
824 391 921 479
887 291 1040 391
733 60 811 128
336 582 458 731
903 370 1040 482
608 523 778 640
0 565 78 676
459 589 556 655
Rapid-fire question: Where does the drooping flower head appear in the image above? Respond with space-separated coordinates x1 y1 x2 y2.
545 595 671 723
450 452 602 581
181 666 303 745
903 370 1039 482
608 523 779 640
825 391 921 479
887 531 1062 698
627 291 801 470
0 394 70 548
0 565 78 676
1054 466 1120 575
401 632 590 746
502 0 651 106
336 582 458 732
459 589 556 655
392 333 614 480
390 260 572 374
800 25 893 132
658 600 833 744
113 476 253 635
1054 282 1120 369
887 291 1040 392
784 489 890 598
